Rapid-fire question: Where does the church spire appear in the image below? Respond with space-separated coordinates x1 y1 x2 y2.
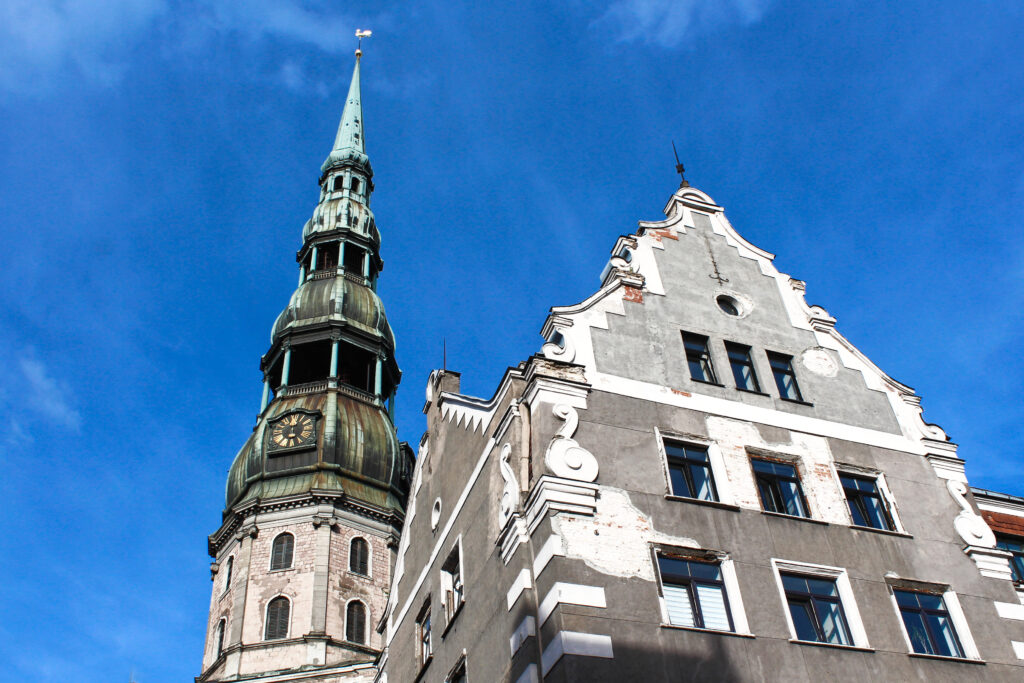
322 51 370 176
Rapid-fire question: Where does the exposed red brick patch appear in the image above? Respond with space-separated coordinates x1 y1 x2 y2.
650 229 678 242
670 388 691 397
982 510 1024 537
623 286 644 303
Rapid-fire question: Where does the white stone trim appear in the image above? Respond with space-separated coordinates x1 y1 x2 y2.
834 464 907 534
655 427 735 505
533 535 565 578
348 535 373 578
886 583 981 659
976 497 1024 518
514 663 539 683
524 476 599 534
770 559 870 648
264 593 292 641
509 615 536 657
538 583 607 626
541 631 614 676
592 371 923 455
1011 641 1024 660
343 598 369 645
995 601 1024 621
506 568 533 611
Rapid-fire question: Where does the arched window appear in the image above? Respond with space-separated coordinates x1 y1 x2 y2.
270 533 294 570
346 601 366 644
350 537 369 575
265 597 290 640
215 618 226 658
333 176 345 191
223 556 233 591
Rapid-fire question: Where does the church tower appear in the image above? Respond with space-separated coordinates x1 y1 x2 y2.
198 47 413 683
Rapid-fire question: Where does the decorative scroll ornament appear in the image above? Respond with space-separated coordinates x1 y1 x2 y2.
544 404 598 482
947 480 996 547
541 327 576 363
498 443 518 527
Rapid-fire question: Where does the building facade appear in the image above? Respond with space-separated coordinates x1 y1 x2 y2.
375 180 1024 681
197 50 414 683
198 51 1024 683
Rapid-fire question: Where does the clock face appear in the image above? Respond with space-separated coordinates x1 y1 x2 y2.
270 413 316 449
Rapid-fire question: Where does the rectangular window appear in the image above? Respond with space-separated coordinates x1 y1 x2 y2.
781 573 852 645
441 544 464 623
725 342 761 392
682 332 718 384
665 441 718 502
657 555 733 632
753 459 809 517
416 600 432 666
767 352 803 401
894 590 965 658
996 536 1024 583
841 474 894 531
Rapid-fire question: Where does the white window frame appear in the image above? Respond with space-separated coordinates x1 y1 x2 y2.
653 547 751 635
886 582 981 660
264 594 291 641
268 531 295 572
349 535 373 578
344 598 369 645
834 464 906 533
770 559 870 649
221 554 235 595
441 536 465 624
655 428 734 505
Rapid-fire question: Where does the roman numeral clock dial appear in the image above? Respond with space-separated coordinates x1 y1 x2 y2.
269 413 316 450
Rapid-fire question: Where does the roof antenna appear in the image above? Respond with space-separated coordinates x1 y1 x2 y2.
672 141 689 188
355 28 372 57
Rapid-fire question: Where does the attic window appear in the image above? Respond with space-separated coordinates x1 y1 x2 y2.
350 178 361 194
333 176 345 191
716 295 740 316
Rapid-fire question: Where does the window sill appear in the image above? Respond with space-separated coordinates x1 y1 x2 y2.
908 653 985 665
440 602 465 638
413 655 433 683
761 510 828 525
347 570 372 580
780 397 814 407
849 524 912 538
691 379 725 388
661 624 754 639
665 495 741 512
788 639 873 653
268 567 296 574
736 388 770 397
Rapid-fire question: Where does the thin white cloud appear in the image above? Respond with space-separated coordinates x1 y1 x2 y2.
0 0 386 94
18 355 82 432
592 0 772 48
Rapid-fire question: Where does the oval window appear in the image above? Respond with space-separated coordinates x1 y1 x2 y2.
717 295 741 316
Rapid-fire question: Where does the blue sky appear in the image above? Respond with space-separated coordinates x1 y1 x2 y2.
1 1 1022 681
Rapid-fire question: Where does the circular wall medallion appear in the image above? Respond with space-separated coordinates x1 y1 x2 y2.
801 348 838 377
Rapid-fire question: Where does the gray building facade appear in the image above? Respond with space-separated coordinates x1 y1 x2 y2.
375 181 1024 682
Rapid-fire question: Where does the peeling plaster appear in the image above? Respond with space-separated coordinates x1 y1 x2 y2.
550 486 698 581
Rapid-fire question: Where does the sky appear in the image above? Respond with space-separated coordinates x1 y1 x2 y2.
0 1 1022 681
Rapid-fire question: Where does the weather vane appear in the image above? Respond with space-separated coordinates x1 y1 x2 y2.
672 140 689 188
355 29 372 57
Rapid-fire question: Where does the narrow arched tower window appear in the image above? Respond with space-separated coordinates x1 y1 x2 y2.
265 597 290 640
215 618 226 658
270 533 294 570
333 176 345 191
350 537 369 575
346 601 366 644
222 556 233 591
350 177 361 194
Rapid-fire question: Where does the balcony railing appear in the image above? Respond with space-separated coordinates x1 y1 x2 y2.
281 380 329 397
